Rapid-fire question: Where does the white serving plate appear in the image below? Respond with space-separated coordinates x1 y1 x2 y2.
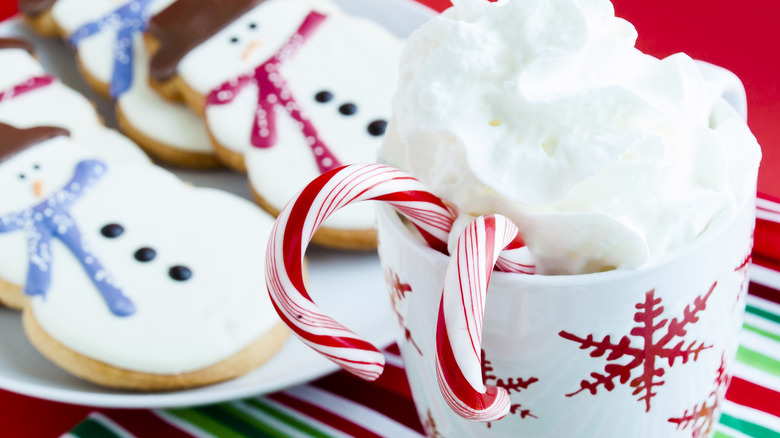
0 0 435 408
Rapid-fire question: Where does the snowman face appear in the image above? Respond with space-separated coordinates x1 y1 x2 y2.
178 0 341 94
282 15 403 158
0 137 84 215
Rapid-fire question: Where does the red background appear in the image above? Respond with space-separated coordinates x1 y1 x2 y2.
0 0 778 436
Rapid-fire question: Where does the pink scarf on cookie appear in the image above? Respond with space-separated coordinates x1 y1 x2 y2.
206 11 342 174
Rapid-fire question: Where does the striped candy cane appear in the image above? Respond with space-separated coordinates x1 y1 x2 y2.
266 164 457 380
436 214 529 421
266 164 536 383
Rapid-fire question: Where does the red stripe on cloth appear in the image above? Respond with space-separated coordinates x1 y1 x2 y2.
385 344 402 356
0 390 92 437
99 409 193 438
749 281 780 305
267 392 384 438
0 2 17 22
725 376 780 418
754 218 780 263
759 192 780 206
312 371 425 434
368 361 415 399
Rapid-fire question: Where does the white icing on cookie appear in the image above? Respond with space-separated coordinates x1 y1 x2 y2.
0 138 281 374
51 0 212 153
200 10 402 229
0 49 148 164
178 0 341 95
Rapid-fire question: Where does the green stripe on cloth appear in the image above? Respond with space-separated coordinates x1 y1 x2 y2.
720 413 780 438
246 398 335 438
166 407 250 438
744 323 780 343
736 346 780 377
713 431 735 438
214 403 288 438
746 304 780 325
69 418 122 438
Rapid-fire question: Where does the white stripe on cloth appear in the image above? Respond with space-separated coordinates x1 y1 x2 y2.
721 399 780 434
283 385 425 438
152 410 218 438
746 294 780 319
740 330 780 362
743 312 780 339
750 265 780 294
383 349 406 368
757 197 780 214
756 209 780 223
251 397 353 438
731 361 780 394
230 401 314 438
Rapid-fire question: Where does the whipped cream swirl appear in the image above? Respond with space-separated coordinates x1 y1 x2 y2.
381 0 761 274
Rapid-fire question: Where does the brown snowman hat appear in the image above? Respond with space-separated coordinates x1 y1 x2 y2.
18 0 58 17
0 123 69 164
148 0 265 82
0 38 35 54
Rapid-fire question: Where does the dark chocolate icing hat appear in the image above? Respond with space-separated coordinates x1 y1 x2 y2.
0 38 35 54
148 0 265 81
0 123 70 164
18 0 58 17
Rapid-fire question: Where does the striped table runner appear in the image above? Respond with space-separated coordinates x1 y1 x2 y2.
62 199 780 438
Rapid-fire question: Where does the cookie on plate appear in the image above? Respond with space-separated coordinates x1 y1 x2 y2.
0 39 150 309
0 123 288 389
20 0 219 169
146 0 404 249
0 38 147 165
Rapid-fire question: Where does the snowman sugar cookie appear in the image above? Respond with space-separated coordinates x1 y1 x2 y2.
147 0 404 249
18 0 218 169
0 123 289 389
0 39 148 194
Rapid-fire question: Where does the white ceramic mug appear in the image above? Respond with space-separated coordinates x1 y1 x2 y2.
375 193 753 437
265 63 755 437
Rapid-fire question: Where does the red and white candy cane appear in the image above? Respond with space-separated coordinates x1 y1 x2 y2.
266 164 537 382
266 164 457 380
436 215 530 421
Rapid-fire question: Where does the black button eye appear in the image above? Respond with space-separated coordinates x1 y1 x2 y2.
32 164 40 170
169 265 192 281
134 248 156 262
248 22 257 29
339 103 357 116
101 224 125 238
230 36 239 43
315 91 333 103
18 173 25 180
367 120 388 136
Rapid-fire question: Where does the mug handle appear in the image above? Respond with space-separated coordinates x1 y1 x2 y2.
266 164 457 380
695 60 748 121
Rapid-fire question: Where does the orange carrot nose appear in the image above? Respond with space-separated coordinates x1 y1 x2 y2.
242 40 263 60
33 180 44 198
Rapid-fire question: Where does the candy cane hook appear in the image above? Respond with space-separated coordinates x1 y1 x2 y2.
266 164 458 380
436 214 526 421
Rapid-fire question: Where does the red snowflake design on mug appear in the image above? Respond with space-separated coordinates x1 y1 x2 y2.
668 353 731 438
421 408 444 438
733 251 751 306
481 349 539 428
559 282 717 412
385 269 422 355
